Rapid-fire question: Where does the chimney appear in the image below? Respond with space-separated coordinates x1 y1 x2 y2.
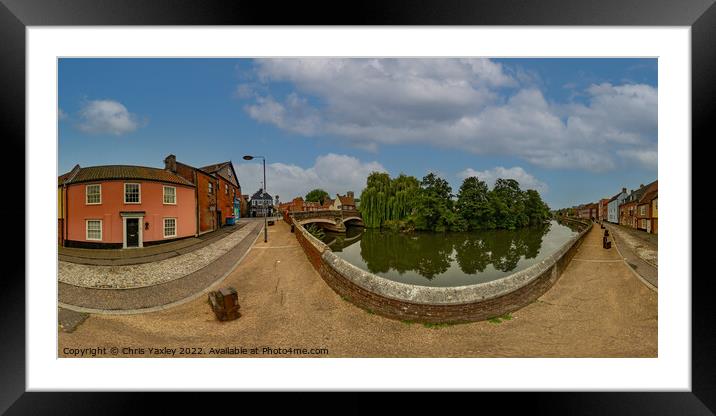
164 154 177 173
347 191 354 198
622 187 627 194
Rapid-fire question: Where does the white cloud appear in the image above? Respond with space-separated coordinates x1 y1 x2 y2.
239 59 657 172
236 153 386 202
76 99 142 135
617 148 658 170
244 93 321 136
457 166 548 193
58 108 67 120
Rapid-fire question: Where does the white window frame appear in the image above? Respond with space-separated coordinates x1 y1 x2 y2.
85 184 102 205
124 183 141 204
208 182 213 194
86 219 102 241
225 184 229 194
163 217 177 238
163 186 177 205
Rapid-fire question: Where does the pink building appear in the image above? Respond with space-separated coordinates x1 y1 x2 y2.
59 165 196 248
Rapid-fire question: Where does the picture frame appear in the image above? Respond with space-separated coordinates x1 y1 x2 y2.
2 0 709 412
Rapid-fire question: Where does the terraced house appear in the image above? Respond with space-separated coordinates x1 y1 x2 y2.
59 156 243 248
58 164 197 248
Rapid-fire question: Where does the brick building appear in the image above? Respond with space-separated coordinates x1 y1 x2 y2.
165 155 241 233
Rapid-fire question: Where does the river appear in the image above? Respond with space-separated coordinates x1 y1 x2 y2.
322 220 582 287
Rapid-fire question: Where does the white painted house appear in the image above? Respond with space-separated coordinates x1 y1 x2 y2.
607 187 628 223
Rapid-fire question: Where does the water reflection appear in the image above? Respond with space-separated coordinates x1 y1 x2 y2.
323 220 578 287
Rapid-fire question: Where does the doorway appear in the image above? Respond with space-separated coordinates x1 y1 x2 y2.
126 218 140 248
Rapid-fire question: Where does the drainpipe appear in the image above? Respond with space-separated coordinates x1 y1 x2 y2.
194 170 199 237
63 184 68 246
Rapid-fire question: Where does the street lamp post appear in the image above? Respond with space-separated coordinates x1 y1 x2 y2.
243 155 268 243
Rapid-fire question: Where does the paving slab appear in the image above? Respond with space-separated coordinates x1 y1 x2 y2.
58 308 89 333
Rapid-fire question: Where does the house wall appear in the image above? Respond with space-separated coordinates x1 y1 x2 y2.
174 162 217 234
216 176 240 222
65 180 196 244
608 192 627 223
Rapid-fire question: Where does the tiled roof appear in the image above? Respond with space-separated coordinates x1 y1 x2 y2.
337 194 355 206
59 165 194 186
199 162 230 174
58 171 73 186
609 190 625 202
639 190 658 204
250 189 273 200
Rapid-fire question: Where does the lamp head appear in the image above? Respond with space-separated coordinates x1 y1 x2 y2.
242 155 254 161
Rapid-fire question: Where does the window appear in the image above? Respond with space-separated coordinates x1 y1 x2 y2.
208 183 213 194
225 184 228 195
124 183 141 203
163 218 177 238
86 184 101 204
640 205 647 216
86 220 102 241
163 186 176 204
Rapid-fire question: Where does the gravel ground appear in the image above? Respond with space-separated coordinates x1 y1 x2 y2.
59 220 657 358
59 225 257 289
605 224 658 267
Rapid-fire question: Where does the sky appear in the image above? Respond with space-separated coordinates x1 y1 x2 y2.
58 58 657 209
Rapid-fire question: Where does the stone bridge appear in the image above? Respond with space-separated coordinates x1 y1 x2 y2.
289 209 364 232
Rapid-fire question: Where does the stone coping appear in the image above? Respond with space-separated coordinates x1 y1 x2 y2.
296 218 592 306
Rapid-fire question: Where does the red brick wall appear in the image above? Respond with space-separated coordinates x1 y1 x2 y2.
216 176 240 221
195 172 217 233
293 219 590 323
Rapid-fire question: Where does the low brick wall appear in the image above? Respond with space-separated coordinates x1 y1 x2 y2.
290 214 592 323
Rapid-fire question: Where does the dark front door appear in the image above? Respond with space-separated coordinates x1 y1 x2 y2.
126 218 139 247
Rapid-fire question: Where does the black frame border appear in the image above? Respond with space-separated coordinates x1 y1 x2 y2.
1 0 711 413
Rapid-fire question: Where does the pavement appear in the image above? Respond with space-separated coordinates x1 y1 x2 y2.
603 222 658 289
58 220 262 312
59 219 657 357
59 222 248 266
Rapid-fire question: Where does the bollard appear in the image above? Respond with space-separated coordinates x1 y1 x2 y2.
208 287 241 321
603 235 611 249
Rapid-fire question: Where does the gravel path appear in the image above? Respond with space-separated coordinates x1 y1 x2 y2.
59 223 259 289
605 223 658 267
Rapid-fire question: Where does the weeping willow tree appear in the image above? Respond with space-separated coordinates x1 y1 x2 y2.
360 172 420 228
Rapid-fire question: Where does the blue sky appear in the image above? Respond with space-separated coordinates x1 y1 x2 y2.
59 58 657 208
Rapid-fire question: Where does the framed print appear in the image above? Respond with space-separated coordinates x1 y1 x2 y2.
2 0 711 413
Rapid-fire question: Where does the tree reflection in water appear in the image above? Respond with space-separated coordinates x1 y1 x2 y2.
326 222 553 280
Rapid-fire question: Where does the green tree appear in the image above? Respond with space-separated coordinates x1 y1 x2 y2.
490 178 527 230
305 188 329 205
456 176 493 230
524 189 551 225
360 172 420 229
411 173 455 232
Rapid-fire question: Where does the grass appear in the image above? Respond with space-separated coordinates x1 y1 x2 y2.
488 313 514 324
422 321 464 329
